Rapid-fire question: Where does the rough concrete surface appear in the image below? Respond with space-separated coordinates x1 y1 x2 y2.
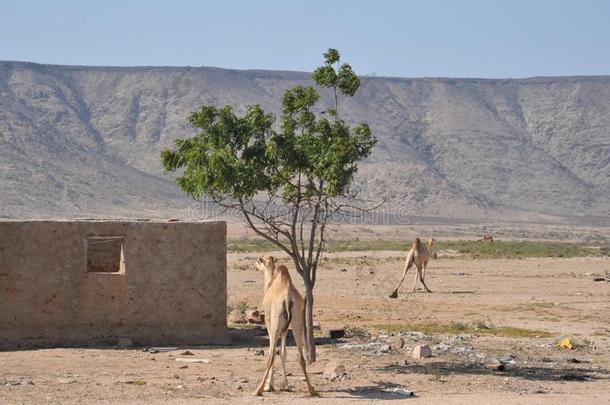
0 220 229 348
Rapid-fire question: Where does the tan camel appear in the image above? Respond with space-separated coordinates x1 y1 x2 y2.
389 238 434 298
252 256 317 397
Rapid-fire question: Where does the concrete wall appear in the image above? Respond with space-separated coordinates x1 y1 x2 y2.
0 220 229 348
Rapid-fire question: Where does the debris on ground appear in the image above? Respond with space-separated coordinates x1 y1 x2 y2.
246 309 264 324
486 362 506 371
557 337 574 350
57 377 77 384
228 309 245 324
412 344 433 359
399 331 430 341
254 349 265 356
324 361 347 381
392 387 415 397
338 341 394 355
145 347 178 354
180 350 194 356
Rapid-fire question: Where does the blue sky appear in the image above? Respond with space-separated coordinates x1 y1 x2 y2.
1 0 609 78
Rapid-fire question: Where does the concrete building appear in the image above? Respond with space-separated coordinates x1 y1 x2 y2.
0 220 229 348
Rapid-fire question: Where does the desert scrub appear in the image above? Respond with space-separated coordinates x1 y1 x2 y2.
228 238 608 259
226 300 251 315
344 325 371 339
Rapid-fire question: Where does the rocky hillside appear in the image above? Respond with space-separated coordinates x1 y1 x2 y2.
0 61 608 221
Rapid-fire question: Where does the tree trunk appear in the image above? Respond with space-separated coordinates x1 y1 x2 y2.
304 285 316 363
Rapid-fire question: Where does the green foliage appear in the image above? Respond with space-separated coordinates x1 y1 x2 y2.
161 48 376 205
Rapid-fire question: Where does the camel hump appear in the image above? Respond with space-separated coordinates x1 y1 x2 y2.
275 264 292 282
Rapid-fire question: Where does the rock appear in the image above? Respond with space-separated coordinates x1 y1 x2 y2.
228 309 245 324
392 388 414 397
412 344 433 359
254 349 265 356
180 350 194 356
486 363 506 371
378 344 391 353
178 365 188 369
329 329 345 339
324 361 347 381
246 309 264 324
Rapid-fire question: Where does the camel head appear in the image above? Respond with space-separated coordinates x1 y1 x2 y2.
428 238 436 247
254 255 275 272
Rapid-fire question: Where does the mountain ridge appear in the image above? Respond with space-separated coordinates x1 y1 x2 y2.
0 61 608 221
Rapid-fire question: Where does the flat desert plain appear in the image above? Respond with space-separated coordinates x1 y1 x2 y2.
1 225 609 404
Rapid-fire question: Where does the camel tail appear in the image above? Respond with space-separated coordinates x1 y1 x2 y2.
283 298 293 333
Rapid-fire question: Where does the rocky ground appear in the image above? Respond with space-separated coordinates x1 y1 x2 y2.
1 251 609 404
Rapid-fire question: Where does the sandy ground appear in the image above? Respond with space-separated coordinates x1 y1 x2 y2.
2 253 609 404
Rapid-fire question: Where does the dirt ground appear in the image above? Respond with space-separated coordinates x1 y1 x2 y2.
2 245 610 404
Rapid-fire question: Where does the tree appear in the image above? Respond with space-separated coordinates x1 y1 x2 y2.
161 49 376 362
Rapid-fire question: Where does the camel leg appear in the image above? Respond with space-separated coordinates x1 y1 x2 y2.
253 330 279 396
293 321 318 396
278 332 289 390
412 266 420 292
390 255 412 298
417 265 432 293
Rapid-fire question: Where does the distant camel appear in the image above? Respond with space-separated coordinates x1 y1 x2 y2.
252 256 317 397
482 234 494 243
390 238 434 298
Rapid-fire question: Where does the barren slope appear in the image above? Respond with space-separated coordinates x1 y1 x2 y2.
0 62 608 220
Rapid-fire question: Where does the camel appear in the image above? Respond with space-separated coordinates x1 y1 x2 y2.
252 255 317 397
482 234 494 243
389 238 434 298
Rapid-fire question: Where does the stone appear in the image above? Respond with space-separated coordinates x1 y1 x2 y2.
178 365 188 369
228 309 245 324
57 377 77 384
412 344 433 359
312 321 322 331
324 361 347 381
246 309 264 324
180 350 194 356
378 344 391 353
392 388 414 397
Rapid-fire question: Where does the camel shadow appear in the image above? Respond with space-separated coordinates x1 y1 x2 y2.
328 381 416 400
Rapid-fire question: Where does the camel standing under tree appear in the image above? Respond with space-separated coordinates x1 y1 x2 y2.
389 238 435 298
252 256 317 397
